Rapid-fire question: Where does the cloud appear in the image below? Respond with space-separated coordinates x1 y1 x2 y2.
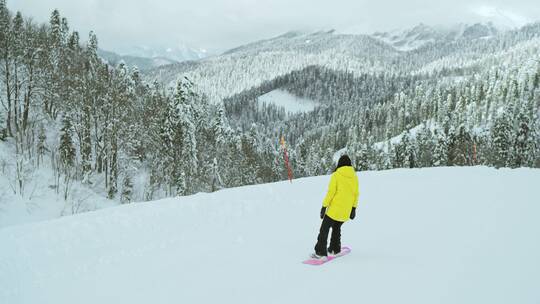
6 0 540 53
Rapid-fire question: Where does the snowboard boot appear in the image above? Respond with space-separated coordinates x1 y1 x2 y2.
328 248 341 256
310 253 327 260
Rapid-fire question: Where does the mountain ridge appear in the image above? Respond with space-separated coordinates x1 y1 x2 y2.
97 49 179 70
144 21 540 105
371 22 501 51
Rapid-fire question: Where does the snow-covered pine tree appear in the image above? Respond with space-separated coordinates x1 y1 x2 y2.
365 136 379 171
212 104 227 145
121 174 133 204
513 105 536 167
392 131 413 168
381 150 392 170
210 158 223 192
305 145 321 176
238 125 260 185
0 0 11 137
59 115 75 170
450 124 473 166
107 62 131 198
356 144 369 171
177 78 198 192
159 85 183 195
156 77 199 195
433 130 448 167
416 125 433 167
403 131 417 168
175 172 187 196
491 110 513 168
37 125 46 167
323 147 335 174
440 104 452 136
77 32 101 181
446 126 457 166
9 12 23 139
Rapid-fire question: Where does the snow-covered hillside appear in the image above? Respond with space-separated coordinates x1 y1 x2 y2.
0 140 118 229
1 167 539 304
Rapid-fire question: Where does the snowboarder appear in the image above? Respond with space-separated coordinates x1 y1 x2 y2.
311 154 359 259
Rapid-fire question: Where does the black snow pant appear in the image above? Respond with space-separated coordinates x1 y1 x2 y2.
314 215 344 256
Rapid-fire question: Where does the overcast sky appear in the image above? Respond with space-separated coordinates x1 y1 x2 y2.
7 0 540 53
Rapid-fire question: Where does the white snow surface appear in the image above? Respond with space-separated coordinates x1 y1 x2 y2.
257 89 319 115
1 167 539 304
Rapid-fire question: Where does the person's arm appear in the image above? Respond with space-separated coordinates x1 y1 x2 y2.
353 177 359 208
322 173 337 208
350 176 359 220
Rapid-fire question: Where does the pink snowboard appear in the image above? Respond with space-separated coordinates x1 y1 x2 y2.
302 246 351 265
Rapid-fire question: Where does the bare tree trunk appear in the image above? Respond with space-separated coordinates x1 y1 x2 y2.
105 155 108 188
108 129 118 199
3 59 12 136
93 115 103 173
81 105 92 176
13 62 19 135
22 64 33 134
63 170 73 201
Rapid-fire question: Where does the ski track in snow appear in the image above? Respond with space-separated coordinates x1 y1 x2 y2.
0 167 539 304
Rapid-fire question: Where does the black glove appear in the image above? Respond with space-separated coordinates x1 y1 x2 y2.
320 207 326 219
350 207 356 220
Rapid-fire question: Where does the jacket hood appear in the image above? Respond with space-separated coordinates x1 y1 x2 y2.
336 166 356 178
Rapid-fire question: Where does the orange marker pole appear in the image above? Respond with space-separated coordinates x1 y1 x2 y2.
280 136 293 183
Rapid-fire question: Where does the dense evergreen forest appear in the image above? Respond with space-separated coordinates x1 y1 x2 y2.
225 64 540 176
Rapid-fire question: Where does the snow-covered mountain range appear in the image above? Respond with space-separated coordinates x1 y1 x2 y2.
371 23 500 51
146 22 540 104
97 44 211 70
97 49 179 70
117 44 210 63
146 29 397 103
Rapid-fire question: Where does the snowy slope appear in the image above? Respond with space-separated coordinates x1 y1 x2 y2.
1 167 539 304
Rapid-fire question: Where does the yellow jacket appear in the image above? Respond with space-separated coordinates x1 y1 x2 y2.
322 166 359 222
